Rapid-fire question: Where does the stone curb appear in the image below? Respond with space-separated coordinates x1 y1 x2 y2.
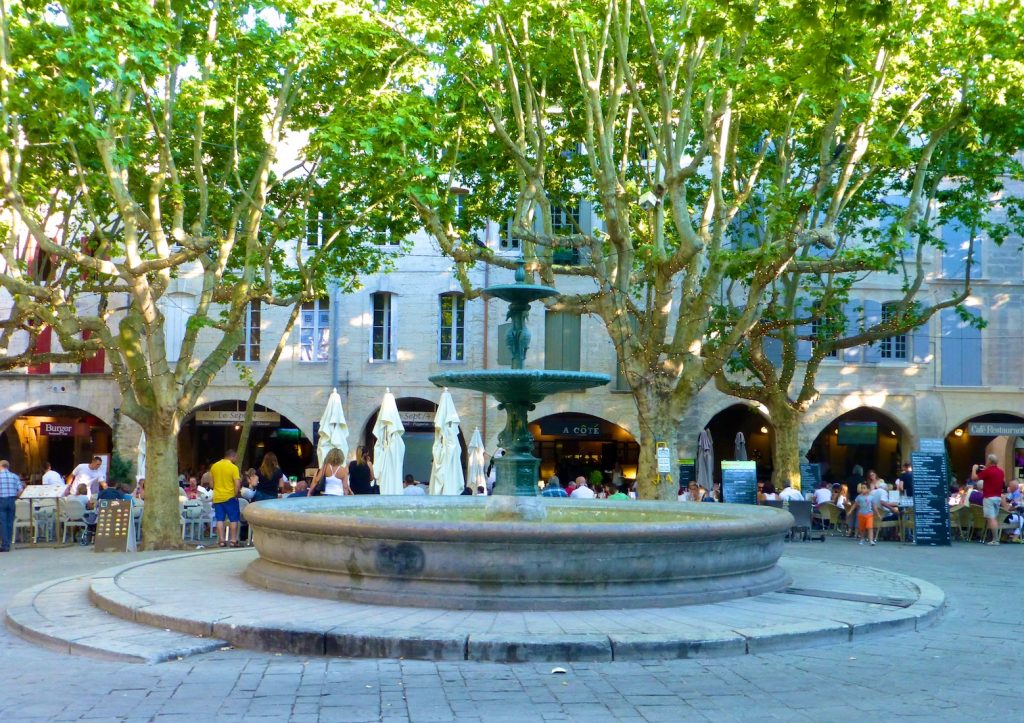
22 552 948 664
5 572 227 664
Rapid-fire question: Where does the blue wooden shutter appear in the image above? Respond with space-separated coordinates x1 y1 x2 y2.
940 307 982 386
843 301 863 363
911 316 932 364
497 322 512 366
544 311 562 369
795 299 813 361
863 300 883 363
941 220 980 278
763 336 784 368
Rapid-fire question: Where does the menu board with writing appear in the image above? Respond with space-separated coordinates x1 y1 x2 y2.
94 499 137 553
798 463 821 493
721 461 758 505
678 459 695 488
911 444 951 546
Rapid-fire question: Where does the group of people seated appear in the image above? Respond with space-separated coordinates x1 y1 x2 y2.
541 475 631 499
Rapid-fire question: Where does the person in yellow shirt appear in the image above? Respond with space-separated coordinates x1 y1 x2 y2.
210 450 242 547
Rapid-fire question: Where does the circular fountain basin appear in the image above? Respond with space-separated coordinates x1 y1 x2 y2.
243 497 793 611
428 369 610 401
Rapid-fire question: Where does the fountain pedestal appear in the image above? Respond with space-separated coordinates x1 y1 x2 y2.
430 260 609 497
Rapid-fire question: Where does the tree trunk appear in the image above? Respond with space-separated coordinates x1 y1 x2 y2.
636 409 682 502
140 416 185 550
768 404 803 493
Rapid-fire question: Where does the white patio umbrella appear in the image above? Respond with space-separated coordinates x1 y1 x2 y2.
734 431 747 462
373 388 405 495
696 429 714 490
466 428 487 494
136 432 147 481
429 388 465 495
317 388 349 466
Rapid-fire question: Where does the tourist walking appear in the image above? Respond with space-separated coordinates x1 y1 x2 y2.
348 446 378 495
0 460 24 552
849 482 877 546
210 449 242 547
252 452 285 502
312 448 351 496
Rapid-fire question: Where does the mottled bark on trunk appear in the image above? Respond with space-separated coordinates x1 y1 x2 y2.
636 413 681 502
140 419 185 550
770 406 802 492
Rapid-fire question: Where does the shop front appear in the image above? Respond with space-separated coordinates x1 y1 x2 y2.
529 413 639 486
945 413 1024 484
0 406 112 480
178 401 314 480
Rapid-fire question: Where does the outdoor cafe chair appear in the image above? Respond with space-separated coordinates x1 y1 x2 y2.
60 499 88 544
949 505 972 541
786 500 814 542
874 510 901 541
812 501 842 534
969 504 986 541
14 499 33 544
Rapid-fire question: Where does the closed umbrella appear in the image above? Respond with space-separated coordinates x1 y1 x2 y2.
429 388 465 495
317 388 349 466
136 432 146 481
467 428 486 494
373 388 405 495
696 429 714 490
734 432 747 462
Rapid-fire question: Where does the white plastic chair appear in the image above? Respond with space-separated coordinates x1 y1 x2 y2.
60 499 88 544
181 502 203 540
14 500 33 544
32 499 57 543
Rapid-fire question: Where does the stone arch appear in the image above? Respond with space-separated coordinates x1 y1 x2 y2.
0 404 113 480
702 403 775 475
529 412 640 486
808 406 912 483
178 399 314 480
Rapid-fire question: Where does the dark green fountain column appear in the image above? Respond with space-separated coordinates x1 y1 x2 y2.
493 399 539 496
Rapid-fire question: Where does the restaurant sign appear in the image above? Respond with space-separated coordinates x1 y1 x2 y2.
195 410 281 427
967 422 1024 437
40 421 76 437
538 417 610 438
399 411 435 429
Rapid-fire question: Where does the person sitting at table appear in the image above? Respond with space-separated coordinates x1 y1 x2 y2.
831 483 848 510
759 482 778 503
184 477 200 501
287 480 309 498
779 481 803 502
67 483 93 510
948 483 965 507
813 481 833 506
868 479 900 526
968 480 985 506
1006 479 1022 508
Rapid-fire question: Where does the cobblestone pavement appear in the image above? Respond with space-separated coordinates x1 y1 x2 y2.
0 538 1019 722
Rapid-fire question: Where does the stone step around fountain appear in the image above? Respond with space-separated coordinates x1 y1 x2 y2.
5 572 227 663
57 549 945 663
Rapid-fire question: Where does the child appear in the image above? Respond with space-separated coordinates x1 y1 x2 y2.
849 482 877 546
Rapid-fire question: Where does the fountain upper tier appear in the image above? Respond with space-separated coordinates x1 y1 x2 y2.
429 369 608 403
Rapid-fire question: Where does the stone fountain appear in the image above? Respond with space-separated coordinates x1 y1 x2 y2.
242 262 794 611
428 259 609 498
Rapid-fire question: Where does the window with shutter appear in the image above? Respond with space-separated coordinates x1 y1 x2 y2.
940 307 982 386
545 311 580 371
233 301 261 362
27 326 52 375
370 292 396 362
438 293 466 362
300 298 330 362
79 330 105 374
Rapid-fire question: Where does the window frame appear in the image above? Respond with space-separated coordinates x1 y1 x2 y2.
879 302 908 361
233 301 261 363
299 297 331 363
370 292 396 362
438 292 466 363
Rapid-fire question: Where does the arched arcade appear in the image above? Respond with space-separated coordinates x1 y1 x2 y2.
0 405 112 481
808 407 910 484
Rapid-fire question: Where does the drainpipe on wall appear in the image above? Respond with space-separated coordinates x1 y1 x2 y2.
481 259 490 446
331 284 341 393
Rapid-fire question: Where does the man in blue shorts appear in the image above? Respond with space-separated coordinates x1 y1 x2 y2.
210 450 241 547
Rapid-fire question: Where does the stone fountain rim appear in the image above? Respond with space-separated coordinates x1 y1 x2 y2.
243 496 794 543
429 369 611 381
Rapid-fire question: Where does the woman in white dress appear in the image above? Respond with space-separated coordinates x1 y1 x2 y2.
310 447 351 496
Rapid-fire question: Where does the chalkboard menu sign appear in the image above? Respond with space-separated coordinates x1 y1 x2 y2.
678 459 695 488
94 499 137 553
799 463 821 493
721 461 757 505
911 443 951 546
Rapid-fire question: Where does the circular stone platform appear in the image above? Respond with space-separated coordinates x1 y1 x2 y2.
72 549 944 663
